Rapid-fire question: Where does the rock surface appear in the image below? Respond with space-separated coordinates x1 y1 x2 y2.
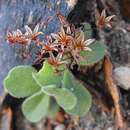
113 66 130 90
0 0 69 94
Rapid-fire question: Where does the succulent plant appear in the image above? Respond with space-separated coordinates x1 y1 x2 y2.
4 61 92 122
4 13 107 122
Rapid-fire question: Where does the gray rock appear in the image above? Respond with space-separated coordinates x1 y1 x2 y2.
113 66 130 90
54 124 65 130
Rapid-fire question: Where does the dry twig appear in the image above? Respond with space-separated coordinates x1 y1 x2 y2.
104 56 125 129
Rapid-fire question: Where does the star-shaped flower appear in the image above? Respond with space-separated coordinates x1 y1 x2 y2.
25 24 43 41
51 26 73 46
73 30 95 51
48 52 66 69
40 36 58 54
96 9 115 29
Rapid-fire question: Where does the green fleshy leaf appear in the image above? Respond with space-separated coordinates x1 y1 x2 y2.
22 91 50 122
84 23 92 38
80 41 106 65
42 85 77 110
32 61 62 87
63 69 92 117
47 98 60 118
4 66 40 98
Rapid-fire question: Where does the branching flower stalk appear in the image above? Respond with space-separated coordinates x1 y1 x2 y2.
6 14 95 70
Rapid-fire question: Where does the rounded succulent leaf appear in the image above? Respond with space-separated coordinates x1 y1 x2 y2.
63 69 92 117
32 61 62 87
47 98 60 118
80 41 106 65
22 91 50 122
42 85 77 110
4 66 40 98
84 22 92 38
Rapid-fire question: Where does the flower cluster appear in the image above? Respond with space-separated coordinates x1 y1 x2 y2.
7 10 114 69
6 13 95 70
7 24 43 46
7 29 30 45
39 15 95 69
